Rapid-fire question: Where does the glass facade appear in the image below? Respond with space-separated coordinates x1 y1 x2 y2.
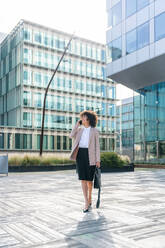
126 0 149 17
24 29 105 62
107 37 122 62
116 100 133 155
107 1 122 28
126 22 149 54
134 82 165 162
0 20 117 152
155 11 165 42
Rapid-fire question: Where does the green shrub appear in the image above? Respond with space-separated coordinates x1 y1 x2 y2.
8 155 74 166
101 152 128 168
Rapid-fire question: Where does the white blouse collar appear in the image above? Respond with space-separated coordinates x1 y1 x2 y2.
84 126 91 129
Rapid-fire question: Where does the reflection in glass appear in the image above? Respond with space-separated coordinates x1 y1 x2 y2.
137 22 149 49
107 37 122 62
126 29 136 54
155 12 165 41
126 0 136 17
137 0 149 11
107 1 122 28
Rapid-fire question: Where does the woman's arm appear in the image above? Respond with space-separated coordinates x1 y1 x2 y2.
69 121 80 139
95 129 100 164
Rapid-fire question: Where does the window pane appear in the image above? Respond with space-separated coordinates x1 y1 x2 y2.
155 12 165 41
112 1 122 26
137 22 149 49
112 37 122 61
107 10 112 28
126 0 136 17
106 42 113 63
107 1 122 28
107 37 122 62
137 0 149 11
126 29 136 54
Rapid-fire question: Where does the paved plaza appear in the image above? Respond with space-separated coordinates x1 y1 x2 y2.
0 168 165 247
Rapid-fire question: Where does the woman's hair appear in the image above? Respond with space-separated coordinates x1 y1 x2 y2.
80 110 98 127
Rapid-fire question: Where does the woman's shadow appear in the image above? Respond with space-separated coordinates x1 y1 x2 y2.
64 209 116 247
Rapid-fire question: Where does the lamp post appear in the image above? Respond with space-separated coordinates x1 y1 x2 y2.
40 33 75 156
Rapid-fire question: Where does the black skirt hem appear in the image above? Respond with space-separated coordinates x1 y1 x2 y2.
76 147 96 181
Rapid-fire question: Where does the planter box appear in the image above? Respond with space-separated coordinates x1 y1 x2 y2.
9 164 76 172
101 164 134 173
9 163 134 173
135 164 165 169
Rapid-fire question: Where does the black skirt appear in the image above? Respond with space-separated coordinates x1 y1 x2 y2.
76 147 96 181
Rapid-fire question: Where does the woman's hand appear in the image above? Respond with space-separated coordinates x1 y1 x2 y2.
96 161 100 168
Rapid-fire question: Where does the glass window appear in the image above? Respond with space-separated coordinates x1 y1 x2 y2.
57 136 61 150
155 12 165 41
63 136 67 150
34 33 42 43
23 91 31 106
43 135 48 150
34 113 41 127
23 134 32 149
107 37 122 62
126 28 136 54
24 29 31 41
126 0 136 17
112 1 122 26
44 36 49 46
15 134 21 149
23 112 32 127
102 102 106 115
0 133 4 149
112 37 122 61
107 1 122 28
34 93 42 108
107 9 112 28
23 70 31 85
137 22 149 49
101 50 105 62
34 73 42 87
50 136 54 150
137 0 149 11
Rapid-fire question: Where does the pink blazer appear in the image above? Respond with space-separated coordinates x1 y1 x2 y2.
69 122 100 166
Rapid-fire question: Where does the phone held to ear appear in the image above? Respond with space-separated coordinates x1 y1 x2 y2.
79 120 82 125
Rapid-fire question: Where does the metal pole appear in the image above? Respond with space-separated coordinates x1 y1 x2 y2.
40 33 75 156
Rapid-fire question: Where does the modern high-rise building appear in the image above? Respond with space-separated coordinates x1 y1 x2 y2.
116 97 133 160
0 20 117 154
0 33 7 44
106 0 165 163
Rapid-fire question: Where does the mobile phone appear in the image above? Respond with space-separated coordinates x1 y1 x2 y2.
79 120 82 125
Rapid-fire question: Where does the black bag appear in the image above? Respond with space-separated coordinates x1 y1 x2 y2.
94 167 101 189
94 167 101 208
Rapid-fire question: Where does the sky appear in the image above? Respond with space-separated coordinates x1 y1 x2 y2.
0 0 134 100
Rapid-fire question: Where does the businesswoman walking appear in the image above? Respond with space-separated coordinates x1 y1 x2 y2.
69 110 100 213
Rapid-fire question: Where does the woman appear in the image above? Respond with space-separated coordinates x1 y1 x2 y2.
69 110 100 213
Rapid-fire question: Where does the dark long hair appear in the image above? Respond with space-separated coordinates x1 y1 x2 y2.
80 110 98 127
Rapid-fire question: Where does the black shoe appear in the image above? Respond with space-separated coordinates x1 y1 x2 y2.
83 207 89 213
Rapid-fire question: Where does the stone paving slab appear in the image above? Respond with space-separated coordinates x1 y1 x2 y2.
0 169 165 247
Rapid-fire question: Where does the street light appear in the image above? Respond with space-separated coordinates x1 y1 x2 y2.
40 33 75 156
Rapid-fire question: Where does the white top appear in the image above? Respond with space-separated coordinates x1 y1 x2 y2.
79 126 91 148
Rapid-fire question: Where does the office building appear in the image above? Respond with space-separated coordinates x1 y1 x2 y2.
116 97 133 160
0 20 117 154
106 0 165 162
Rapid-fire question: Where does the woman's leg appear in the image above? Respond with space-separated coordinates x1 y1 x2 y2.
87 181 93 205
81 180 89 209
